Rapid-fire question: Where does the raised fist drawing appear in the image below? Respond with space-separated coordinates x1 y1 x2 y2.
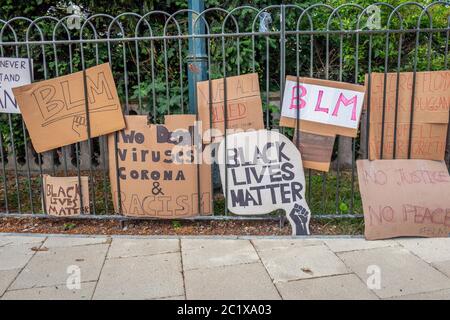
72 115 87 136
288 203 310 235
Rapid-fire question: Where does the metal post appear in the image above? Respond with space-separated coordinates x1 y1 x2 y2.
188 0 207 114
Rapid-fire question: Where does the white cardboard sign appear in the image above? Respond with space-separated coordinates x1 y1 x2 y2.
281 78 365 130
0 57 32 114
217 130 311 235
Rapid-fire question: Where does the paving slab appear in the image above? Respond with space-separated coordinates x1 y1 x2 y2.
276 274 378 300
0 269 20 296
10 244 109 290
2 282 96 300
432 260 450 278
338 246 450 299
93 252 183 300
184 262 280 300
397 238 450 263
108 238 179 259
0 242 39 271
182 239 259 271
386 288 450 300
43 236 110 248
258 244 349 283
252 239 324 252
324 239 397 253
0 235 45 247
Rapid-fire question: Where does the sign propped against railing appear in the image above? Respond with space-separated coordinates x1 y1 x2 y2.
197 73 264 143
280 76 365 172
367 71 450 160
217 130 311 235
13 63 125 153
0 57 32 114
43 175 90 216
357 159 450 240
280 76 365 137
108 115 212 218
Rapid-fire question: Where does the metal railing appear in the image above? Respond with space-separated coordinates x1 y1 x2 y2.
0 2 449 221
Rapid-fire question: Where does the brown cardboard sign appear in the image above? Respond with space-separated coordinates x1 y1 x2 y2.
367 71 450 160
108 115 212 218
357 159 450 240
13 63 125 153
197 73 264 143
293 130 335 172
43 175 90 216
280 76 366 138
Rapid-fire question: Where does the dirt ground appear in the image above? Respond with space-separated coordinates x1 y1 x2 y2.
0 216 364 236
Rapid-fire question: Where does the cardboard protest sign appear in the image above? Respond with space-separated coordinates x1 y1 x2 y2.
197 73 264 143
12 63 125 153
367 71 450 160
43 175 90 216
293 130 335 172
357 159 450 240
217 130 311 235
108 115 212 218
0 57 32 113
280 76 366 138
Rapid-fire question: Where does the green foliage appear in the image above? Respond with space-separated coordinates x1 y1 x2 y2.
171 220 182 229
63 222 76 230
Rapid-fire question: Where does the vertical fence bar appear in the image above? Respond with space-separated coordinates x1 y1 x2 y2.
0 132 8 213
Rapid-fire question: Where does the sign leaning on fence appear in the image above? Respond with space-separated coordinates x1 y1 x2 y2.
43 175 90 216
0 57 32 113
13 63 125 153
280 76 366 137
197 73 265 143
217 130 311 235
367 71 450 160
280 76 365 172
108 115 212 218
357 159 450 240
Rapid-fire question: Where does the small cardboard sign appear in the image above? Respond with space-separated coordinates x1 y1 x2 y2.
367 71 450 160
217 130 311 235
357 159 450 240
197 73 265 143
0 57 32 114
13 63 125 153
43 175 90 216
280 76 365 138
108 115 212 218
293 130 335 172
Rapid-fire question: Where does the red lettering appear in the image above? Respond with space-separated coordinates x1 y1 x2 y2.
289 85 307 110
332 93 358 121
314 90 329 113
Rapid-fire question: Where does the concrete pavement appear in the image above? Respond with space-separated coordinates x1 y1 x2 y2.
0 233 449 300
